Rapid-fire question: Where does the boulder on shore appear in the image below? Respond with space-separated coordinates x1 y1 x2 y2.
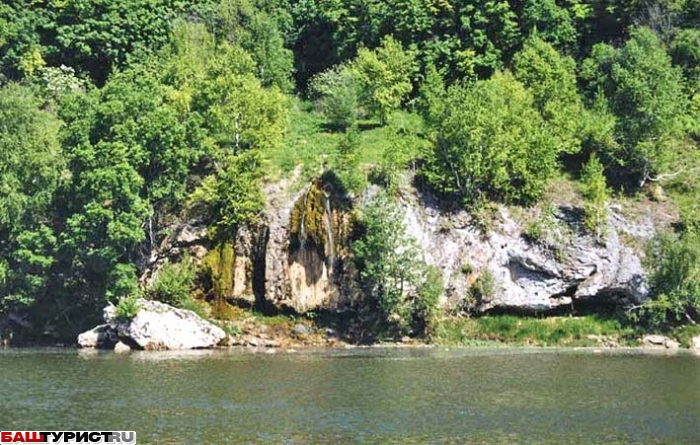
691 336 700 351
77 324 117 349
642 334 679 349
78 299 225 351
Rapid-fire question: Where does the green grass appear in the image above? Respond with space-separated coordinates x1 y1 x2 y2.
669 324 700 348
264 98 427 184
434 315 637 347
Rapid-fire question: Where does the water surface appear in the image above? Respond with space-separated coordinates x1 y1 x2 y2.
0 347 698 444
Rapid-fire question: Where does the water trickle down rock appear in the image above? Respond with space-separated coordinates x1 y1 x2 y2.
323 191 335 271
299 185 311 251
284 179 341 313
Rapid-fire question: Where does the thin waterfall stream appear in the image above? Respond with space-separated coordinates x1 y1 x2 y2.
299 185 311 251
323 191 334 272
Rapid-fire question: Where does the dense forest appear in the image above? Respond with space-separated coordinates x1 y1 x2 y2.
1 0 699 343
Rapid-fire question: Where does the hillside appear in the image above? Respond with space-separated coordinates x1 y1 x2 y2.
1 0 699 345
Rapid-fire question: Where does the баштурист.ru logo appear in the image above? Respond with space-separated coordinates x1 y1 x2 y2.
0 432 135 444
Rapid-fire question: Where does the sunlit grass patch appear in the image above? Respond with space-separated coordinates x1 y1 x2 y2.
434 315 637 347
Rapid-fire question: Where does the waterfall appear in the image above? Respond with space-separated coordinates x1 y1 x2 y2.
299 185 311 251
323 192 334 272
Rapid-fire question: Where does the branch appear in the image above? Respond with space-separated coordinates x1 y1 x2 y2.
625 304 645 312
647 167 700 183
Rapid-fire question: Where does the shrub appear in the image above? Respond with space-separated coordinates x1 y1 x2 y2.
148 256 197 308
580 154 609 242
468 270 496 307
413 265 443 337
308 64 360 131
632 232 700 327
115 295 140 321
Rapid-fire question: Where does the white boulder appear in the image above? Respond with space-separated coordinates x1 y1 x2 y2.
104 299 225 350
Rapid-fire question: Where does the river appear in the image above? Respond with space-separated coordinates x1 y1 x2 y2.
0 347 698 444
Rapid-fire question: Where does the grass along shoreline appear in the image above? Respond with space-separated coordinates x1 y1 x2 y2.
213 310 700 350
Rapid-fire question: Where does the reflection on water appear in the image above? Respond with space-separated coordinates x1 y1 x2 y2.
1 347 698 444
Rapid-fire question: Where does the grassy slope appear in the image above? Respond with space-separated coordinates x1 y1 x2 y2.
264 98 426 183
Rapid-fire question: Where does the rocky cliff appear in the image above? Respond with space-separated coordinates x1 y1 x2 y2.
399 189 655 313
142 175 671 316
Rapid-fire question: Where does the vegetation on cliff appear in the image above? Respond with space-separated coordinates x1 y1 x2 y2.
1 0 699 343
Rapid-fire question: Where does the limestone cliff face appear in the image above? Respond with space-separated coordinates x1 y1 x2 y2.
259 176 355 313
399 190 654 312
143 178 667 315
193 173 355 314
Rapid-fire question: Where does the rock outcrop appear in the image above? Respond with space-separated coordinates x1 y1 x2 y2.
248 174 355 313
400 190 653 313
138 175 665 317
77 324 117 349
691 336 700 350
78 299 225 350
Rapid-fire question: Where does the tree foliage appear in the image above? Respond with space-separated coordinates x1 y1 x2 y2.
581 27 687 186
354 36 418 124
513 34 583 155
580 154 610 242
636 231 700 328
0 84 62 314
309 64 360 130
353 191 438 336
424 71 559 206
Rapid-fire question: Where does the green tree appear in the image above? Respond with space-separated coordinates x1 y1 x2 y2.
581 27 687 186
512 34 584 155
0 1 49 80
353 36 418 124
635 231 700 327
579 154 610 242
308 64 361 130
424 71 559 206
210 0 294 91
0 84 63 316
203 151 265 239
334 128 364 191
412 264 442 337
417 63 446 127
520 0 578 52
353 190 421 335
47 0 201 85
670 28 700 80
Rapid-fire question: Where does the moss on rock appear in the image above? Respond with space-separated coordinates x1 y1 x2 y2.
200 243 236 304
290 179 332 257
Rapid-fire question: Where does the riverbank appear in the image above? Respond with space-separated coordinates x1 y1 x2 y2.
6 306 699 350
209 309 700 350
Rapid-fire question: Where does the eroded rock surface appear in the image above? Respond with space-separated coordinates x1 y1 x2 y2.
137 177 661 317
104 299 225 350
399 189 653 313
79 300 225 350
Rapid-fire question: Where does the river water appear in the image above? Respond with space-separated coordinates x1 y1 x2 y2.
0 347 698 444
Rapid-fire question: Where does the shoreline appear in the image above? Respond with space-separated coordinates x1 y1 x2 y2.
7 311 700 351
3 339 698 352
